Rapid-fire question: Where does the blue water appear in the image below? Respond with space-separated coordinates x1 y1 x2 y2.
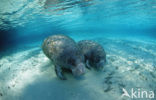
0 0 156 48
0 0 156 100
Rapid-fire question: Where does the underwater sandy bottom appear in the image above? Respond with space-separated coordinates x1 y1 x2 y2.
0 37 156 100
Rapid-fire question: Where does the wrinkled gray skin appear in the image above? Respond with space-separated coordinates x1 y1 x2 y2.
78 40 106 70
42 35 86 80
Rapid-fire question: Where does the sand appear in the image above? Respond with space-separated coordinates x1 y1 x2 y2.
0 37 156 100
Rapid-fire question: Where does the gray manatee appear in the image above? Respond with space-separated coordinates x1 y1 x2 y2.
78 40 106 70
42 35 86 80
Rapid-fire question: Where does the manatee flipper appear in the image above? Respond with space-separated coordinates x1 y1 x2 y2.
55 66 67 80
86 60 91 70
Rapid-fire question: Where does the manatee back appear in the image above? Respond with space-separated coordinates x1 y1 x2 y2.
42 35 77 63
78 40 99 53
78 40 106 59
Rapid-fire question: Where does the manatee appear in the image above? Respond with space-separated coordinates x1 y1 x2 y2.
78 40 106 70
42 35 86 80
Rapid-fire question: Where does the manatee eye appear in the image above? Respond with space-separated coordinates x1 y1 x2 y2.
67 58 76 66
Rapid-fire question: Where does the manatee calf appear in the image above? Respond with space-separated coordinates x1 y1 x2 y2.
78 40 106 70
42 35 86 80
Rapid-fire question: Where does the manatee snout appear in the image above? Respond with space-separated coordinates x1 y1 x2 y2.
72 63 86 76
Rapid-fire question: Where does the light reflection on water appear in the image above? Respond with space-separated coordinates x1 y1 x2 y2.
0 0 156 50
0 0 156 30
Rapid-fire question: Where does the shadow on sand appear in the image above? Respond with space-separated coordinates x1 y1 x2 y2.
19 74 102 100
